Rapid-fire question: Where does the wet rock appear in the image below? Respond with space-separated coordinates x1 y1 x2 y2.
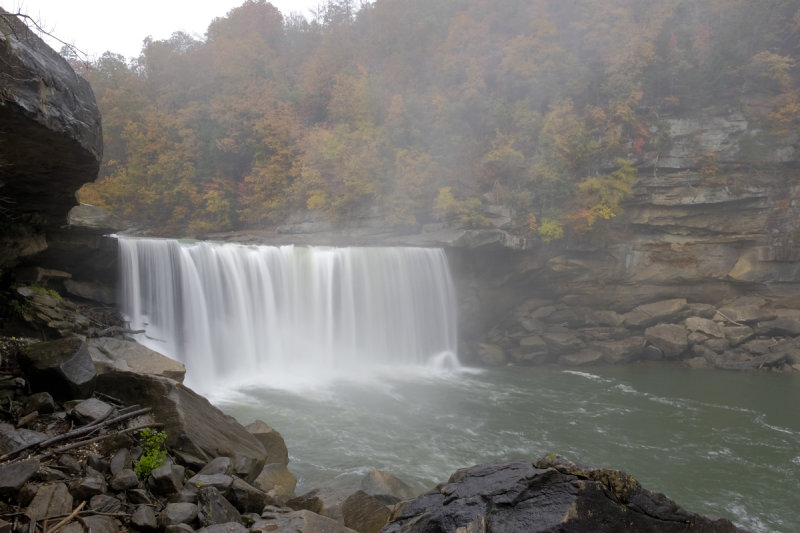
361 470 417 505
186 473 235 495
717 304 775 324
231 452 264 483
18 338 97 400
56 454 83 475
245 421 289 466
645 323 689 359
756 317 800 336
597 337 646 363
722 325 754 346
342 490 391 533
0 458 40 498
197 486 242 527
132 504 159 531
63 515 120 533
26 482 73 521
382 458 746 533
198 456 233 476
477 343 507 366
127 488 153 505
159 502 199 527
287 488 350 522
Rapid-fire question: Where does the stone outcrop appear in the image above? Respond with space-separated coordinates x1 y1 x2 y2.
0 9 102 276
383 456 747 533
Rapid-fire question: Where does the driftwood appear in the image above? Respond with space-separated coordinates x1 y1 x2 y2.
41 422 164 459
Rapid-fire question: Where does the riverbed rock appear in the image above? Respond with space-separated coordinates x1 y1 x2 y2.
645 323 689 359
360 470 418 505
252 463 297 505
0 458 40 498
382 457 746 533
69 397 114 425
624 299 688 328
252 509 357 533
26 483 73 521
341 490 391 533
197 486 242 527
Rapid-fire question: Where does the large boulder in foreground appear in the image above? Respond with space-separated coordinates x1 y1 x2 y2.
18 337 97 400
0 9 102 274
95 371 266 468
383 456 746 533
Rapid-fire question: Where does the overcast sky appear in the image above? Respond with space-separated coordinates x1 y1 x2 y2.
8 0 319 60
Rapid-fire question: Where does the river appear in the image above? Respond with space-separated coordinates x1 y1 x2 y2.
214 363 800 533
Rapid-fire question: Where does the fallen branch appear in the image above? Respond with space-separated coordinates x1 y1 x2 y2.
41 423 164 458
714 310 746 327
0 407 151 461
46 501 85 533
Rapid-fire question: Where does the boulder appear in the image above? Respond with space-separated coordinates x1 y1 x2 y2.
597 337 646 363
245 420 289 466
148 462 185 496
685 317 725 338
132 504 159 531
755 317 800 336
94 371 266 467
109 468 139 491
0 422 47 455
382 457 746 533
476 343 507 366
18 338 97 400
61 515 120 533
0 9 102 274
360 470 417 505
341 490 391 533
68 474 107 501
645 324 689 359
88 338 186 382
229 478 268 514
252 463 297 505
159 502 199 528
287 488 351 522
69 398 114 425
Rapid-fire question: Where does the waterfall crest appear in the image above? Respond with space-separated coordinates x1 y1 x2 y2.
118 237 459 390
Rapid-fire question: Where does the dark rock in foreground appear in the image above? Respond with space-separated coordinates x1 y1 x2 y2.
382 455 747 533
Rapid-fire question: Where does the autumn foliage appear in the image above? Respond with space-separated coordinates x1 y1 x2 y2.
74 0 800 239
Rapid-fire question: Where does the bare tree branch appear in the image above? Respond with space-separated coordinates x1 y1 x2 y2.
0 11 88 59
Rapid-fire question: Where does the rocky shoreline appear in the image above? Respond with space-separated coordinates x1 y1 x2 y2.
0 313 750 533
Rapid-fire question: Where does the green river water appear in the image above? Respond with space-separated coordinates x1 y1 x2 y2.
214 363 800 533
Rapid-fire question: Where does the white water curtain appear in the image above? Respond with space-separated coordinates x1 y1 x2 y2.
118 237 458 389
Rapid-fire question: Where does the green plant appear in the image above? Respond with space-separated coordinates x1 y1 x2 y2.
133 428 168 479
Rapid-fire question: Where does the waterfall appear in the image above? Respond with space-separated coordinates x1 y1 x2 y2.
117 237 459 390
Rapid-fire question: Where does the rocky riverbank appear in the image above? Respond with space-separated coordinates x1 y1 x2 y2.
0 321 750 533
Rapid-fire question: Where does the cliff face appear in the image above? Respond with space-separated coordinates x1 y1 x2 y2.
0 9 103 276
453 112 800 369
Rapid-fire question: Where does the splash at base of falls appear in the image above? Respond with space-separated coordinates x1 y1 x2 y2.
118 237 460 392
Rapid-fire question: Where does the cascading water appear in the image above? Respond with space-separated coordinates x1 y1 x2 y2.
117 236 459 391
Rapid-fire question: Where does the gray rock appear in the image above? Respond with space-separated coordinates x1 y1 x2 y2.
645 323 689 359
723 326 754 346
159 502 199 527
287 488 351 522
597 337 646 364
0 458 40 498
342 490 391 533
127 488 153 505
476 343 507 366
164 525 194 533
186 474 235 495
109 468 139 491
148 463 185 496
542 331 584 354
197 486 242 527
69 397 114 425
110 448 131 475
756 317 800 336
88 338 186 382
57 454 83 475
198 457 233 476
245 421 289 467
18 338 97 400
26 482 73 521
68 475 107 501
72 515 120 533
89 494 122 513
717 304 775 324
132 504 159 530
0 423 47 456
229 478 268 514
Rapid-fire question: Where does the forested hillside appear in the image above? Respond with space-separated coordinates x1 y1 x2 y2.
75 0 800 238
